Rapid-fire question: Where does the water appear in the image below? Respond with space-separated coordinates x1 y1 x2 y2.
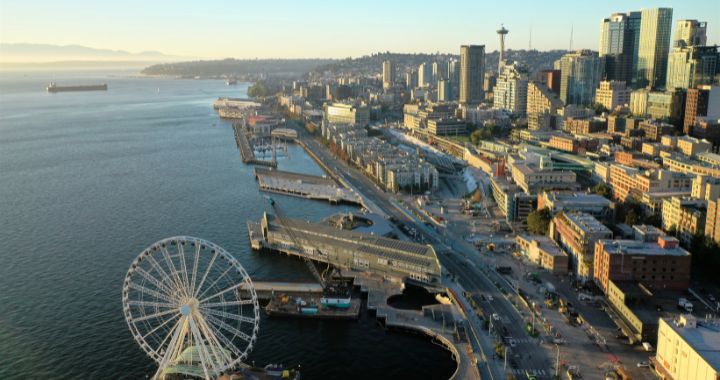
0 71 456 379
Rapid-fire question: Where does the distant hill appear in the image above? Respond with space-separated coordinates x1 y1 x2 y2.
0 43 187 63
141 58 336 77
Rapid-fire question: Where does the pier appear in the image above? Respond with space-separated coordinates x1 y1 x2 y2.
254 167 362 205
233 123 277 167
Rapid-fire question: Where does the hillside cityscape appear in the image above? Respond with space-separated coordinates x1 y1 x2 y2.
2 2 720 380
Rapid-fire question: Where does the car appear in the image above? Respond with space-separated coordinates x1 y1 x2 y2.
492 313 500 321
637 361 650 368
508 338 517 348
487 295 494 302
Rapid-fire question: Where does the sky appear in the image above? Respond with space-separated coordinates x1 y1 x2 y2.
1 0 719 60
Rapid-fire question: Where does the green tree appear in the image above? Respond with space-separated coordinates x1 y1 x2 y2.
247 81 269 98
591 183 612 198
624 209 639 225
527 208 553 235
593 102 609 115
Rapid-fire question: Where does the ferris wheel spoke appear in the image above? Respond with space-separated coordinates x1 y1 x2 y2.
145 253 184 299
131 307 179 324
204 299 255 308
176 244 192 297
189 243 202 296
205 314 254 343
153 316 187 378
159 245 190 298
127 300 177 309
194 314 234 368
197 314 244 361
187 316 216 378
128 283 176 304
199 281 249 304
201 307 256 325
196 264 235 301
133 267 176 299
141 312 181 341
194 249 219 298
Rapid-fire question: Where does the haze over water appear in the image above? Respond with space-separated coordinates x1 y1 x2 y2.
0 71 455 379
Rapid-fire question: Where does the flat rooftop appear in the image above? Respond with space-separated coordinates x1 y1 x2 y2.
661 317 720 371
563 212 612 234
597 239 690 257
544 191 613 207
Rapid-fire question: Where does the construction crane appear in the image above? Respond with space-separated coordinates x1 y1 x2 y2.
265 196 351 308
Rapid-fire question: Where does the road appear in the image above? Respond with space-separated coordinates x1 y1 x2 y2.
298 130 554 379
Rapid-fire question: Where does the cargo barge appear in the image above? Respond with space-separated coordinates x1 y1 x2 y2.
46 82 108 93
265 291 361 320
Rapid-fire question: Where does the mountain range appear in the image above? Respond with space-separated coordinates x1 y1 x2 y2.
0 43 189 63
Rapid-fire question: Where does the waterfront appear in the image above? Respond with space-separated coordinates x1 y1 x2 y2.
0 71 455 379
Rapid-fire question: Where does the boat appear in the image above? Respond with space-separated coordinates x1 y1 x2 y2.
47 82 107 93
226 78 237 85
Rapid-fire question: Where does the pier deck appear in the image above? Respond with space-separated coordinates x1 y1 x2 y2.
254 168 362 205
241 281 323 300
233 123 277 167
265 293 361 320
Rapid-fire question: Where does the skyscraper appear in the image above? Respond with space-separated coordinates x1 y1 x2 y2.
406 70 418 89
432 61 445 81
558 50 604 106
493 62 528 115
636 7 673 89
437 79 451 102
666 46 720 90
382 60 395 90
674 20 707 48
447 59 460 101
418 62 433 88
459 45 485 104
599 12 641 85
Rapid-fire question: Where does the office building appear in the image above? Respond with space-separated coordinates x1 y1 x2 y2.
646 92 685 124
594 236 691 294
654 315 720 380
437 79 451 102
405 70 418 89
427 118 466 136
382 60 395 90
558 50 604 106
677 135 712 157
600 12 642 84
685 85 720 135
666 45 720 90
418 62 433 88
540 69 562 94
493 62 528 114
527 81 564 117
692 175 720 201
595 80 631 111
609 164 693 203
447 59 460 100
661 196 707 245
549 212 613 280
459 45 485 104
324 103 370 126
707 199 720 244
515 235 569 275
636 8 673 88
674 20 707 48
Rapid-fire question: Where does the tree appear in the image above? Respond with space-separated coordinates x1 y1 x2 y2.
624 209 639 225
591 183 612 199
247 81 269 98
593 102 609 115
527 208 553 235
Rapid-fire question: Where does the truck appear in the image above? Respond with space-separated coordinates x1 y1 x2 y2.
678 298 694 312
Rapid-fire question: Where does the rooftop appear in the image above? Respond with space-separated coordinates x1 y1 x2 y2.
661 317 720 371
562 212 612 234
597 239 691 257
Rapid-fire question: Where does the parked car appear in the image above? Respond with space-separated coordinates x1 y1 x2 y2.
637 361 650 368
492 313 500 321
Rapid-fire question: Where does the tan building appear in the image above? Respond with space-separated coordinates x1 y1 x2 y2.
640 120 675 141
515 235 569 275
594 236 691 294
706 198 720 244
661 196 707 245
609 164 693 202
676 135 712 157
509 163 578 193
549 212 612 280
630 88 650 115
654 315 720 380
692 175 720 201
595 80 630 111
564 117 607 135
325 102 370 126
527 81 563 116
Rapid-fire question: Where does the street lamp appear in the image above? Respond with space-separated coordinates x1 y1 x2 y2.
555 344 560 378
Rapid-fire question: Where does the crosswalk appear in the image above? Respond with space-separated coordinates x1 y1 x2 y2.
509 368 548 376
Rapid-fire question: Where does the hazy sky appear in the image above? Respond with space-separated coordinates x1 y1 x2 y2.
1 0 718 59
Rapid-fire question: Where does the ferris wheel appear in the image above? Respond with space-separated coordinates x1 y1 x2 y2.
122 236 260 380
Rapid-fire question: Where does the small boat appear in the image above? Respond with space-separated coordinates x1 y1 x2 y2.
226 78 237 85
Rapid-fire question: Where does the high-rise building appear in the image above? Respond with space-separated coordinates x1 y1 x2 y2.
382 60 395 90
600 12 642 84
666 45 720 90
636 8 673 89
405 70 418 89
685 85 720 134
418 63 433 88
437 79 451 102
674 19 707 48
483 72 497 94
595 80 631 111
447 59 460 101
459 45 485 104
558 50 604 106
432 61 445 81
497 24 509 72
540 69 562 94
493 62 529 115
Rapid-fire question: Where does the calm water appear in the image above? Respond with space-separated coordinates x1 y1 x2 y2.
0 70 455 379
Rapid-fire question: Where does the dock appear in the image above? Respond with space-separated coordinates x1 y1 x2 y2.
233 123 277 167
254 168 362 205
241 281 323 300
